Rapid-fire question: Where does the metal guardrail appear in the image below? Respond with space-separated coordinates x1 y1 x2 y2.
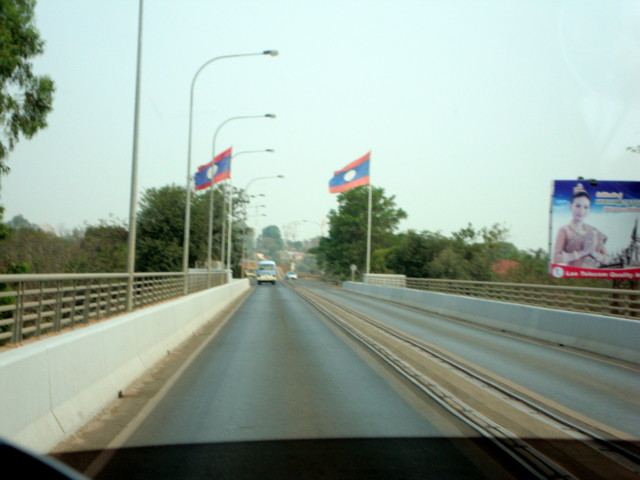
364 276 640 319
0 271 228 346
297 273 342 286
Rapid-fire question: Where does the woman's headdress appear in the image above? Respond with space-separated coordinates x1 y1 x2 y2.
573 183 587 194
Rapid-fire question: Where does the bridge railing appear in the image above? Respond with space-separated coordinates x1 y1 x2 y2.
364 275 639 319
0 271 228 346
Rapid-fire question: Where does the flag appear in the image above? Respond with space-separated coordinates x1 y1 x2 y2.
194 147 232 190
329 152 370 193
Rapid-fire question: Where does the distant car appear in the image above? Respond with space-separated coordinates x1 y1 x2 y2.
285 271 298 280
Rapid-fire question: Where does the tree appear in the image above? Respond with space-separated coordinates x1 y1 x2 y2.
383 223 526 282
6 213 38 229
0 224 76 272
428 247 473 280
0 0 55 168
134 184 248 272
256 225 284 263
317 186 407 278
0 206 9 242
136 185 206 272
437 223 514 281
75 221 128 272
385 230 451 278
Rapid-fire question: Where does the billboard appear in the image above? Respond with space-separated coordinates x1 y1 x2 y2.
549 180 640 280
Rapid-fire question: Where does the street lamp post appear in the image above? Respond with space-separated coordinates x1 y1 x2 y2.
302 219 324 238
207 114 275 275
220 150 274 273
238 194 265 268
240 175 284 270
242 212 266 275
125 0 144 311
182 49 277 294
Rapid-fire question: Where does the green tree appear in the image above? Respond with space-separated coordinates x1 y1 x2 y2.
135 184 248 272
287 239 303 251
317 186 407 278
501 248 550 284
428 247 473 280
0 206 9 241
6 213 37 229
385 230 451 278
256 225 284 263
75 221 128 272
384 223 523 281
0 0 55 168
0 224 76 272
137 185 205 272
435 223 513 281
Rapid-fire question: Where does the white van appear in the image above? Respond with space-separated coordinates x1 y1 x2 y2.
257 260 277 285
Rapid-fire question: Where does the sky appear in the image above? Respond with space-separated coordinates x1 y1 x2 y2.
2 0 639 252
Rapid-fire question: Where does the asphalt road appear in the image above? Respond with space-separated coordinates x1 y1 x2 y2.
54 280 639 479
310 280 640 438
123 282 472 446
73 281 546 479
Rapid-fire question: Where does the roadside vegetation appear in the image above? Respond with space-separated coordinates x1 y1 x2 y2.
0 184 249 275
0 183 616 289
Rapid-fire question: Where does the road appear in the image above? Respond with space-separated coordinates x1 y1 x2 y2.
53 280 639 479
313 281 640 438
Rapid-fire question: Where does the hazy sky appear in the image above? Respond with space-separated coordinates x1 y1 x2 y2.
2 0 639 251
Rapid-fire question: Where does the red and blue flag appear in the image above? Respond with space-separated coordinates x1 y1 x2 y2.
194 147 232 190
329 152 370 194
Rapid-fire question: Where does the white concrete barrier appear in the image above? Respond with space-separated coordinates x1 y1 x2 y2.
343 282 640 365
0 279 250 454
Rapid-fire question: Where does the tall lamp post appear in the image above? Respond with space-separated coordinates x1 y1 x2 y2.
302 219 324 238
242 211 266 276
182 49 278 294
207 113 275 272
219 149 275 273
240 175 284 270
240 197 265 273
125 0 144 311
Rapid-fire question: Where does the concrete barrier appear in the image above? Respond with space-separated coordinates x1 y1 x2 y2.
0 279 250 454
344 282 640 365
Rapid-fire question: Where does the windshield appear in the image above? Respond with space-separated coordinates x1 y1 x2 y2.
1 1 638 479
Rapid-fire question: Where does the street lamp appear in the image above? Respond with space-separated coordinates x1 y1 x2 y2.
302 219 324 237
220 149 275 271
244 174 285 193
242 211 267 276
125 0 144 311
240 175 284 272
181 49 278 293
206 113 275 273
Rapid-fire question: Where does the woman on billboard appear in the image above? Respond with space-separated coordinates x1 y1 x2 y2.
553 183 609 268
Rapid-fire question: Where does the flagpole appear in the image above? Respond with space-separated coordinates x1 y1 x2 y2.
328 151 372 278
365 152 372 277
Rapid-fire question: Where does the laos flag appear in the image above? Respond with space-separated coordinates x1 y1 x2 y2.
194 147 232 190
329 152 370 194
